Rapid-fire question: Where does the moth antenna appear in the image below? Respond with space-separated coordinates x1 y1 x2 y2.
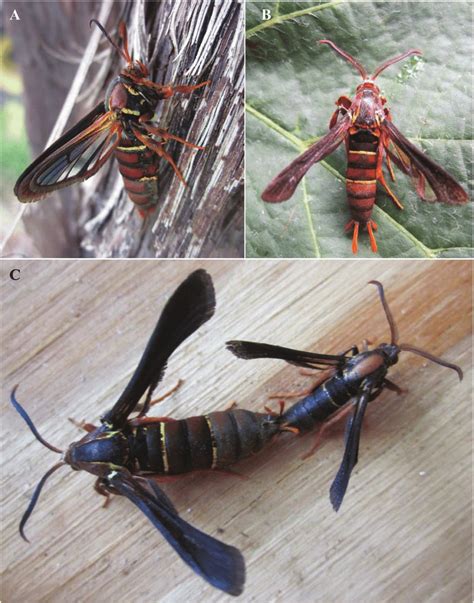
11 387 66 541
399 344 463 381
90 19 130 64
117 20 132 64
19 462 65 542
371 49 422 79
319 40 368 79
368 281 399 344
10 386 63 453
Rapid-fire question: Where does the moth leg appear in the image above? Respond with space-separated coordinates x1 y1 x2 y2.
134 378 183 419
268 388 312 399
366 220 378 253
299 369 317 377
152 80 210 98
266 401 300 433
264 399 286 416
268 367 335 400
383 378 406 395
269 367 335 399
376 138 403 209
302 403 355 459
340 345 359 357
378 169 404 209
94 478 112 508
149 379 183 408
141 122 205 150
131 125 186 184
68 418 97 432
385 152 397 181
344 220 360 254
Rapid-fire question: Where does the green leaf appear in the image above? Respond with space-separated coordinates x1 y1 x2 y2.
246 1 472 258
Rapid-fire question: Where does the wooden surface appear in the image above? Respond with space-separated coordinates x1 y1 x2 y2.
1 260 471 602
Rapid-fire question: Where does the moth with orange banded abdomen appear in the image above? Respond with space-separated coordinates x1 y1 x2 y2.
14 20 209 217
261 40 468 254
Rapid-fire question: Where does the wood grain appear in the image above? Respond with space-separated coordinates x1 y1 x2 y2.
1 260 471 602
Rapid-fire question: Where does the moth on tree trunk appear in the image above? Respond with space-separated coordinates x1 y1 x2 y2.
9 0 243 258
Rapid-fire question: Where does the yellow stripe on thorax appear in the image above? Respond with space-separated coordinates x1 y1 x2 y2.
120 108 141 116
124 84 140 96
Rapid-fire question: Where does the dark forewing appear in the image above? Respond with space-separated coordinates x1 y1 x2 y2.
14 103 120 202
102 270 216 426
261 113 351 202
383 120 468 205
108 470 245 596
329 385 372 511
226 341 347 370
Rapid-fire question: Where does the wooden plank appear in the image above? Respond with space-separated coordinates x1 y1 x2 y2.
1 260 471 602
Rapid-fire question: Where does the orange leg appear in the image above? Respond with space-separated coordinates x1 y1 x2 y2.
269 387 314 399
280 424 300 435
68 418 97 433
149 379 183 407
265 401 300 433
269 367 335 399
135 379 183 419
264 399 286 416
135 379 183 418
377 136 403 209
345 219 378 253
299 368 319 377
366 221 378 253
302 403 354 460
304 367 336 390
344 219 359 254
132 125 187 185
149 80 211 98
378 170 404 209
385 152 396 182
141 121 205 150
